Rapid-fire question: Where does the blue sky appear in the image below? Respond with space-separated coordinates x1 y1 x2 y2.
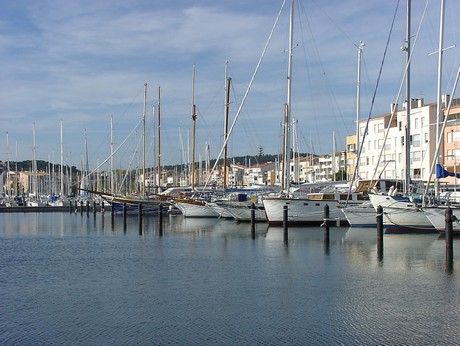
1 0 459 171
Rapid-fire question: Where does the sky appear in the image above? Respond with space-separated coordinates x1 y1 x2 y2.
1 0 459 171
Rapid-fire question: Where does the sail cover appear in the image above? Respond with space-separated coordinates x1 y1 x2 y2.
436 163 460 179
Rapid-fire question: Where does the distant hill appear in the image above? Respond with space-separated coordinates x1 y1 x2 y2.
2 160 80 173
2 152 315 173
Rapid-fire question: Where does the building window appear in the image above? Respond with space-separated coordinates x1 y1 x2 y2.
453 131 460 142
412 134 421 147
455 149 460 159
414 118 419 130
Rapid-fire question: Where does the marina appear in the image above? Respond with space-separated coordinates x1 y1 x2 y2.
1 211 460 344
1 1 460 343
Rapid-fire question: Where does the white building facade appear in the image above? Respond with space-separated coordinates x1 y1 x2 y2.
355 98 437 182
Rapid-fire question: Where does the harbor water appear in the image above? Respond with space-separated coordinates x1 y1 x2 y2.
1 212 460 345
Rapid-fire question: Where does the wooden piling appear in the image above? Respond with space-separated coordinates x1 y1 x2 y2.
93 201 97 215
69 200 73 213
251 203 256 239
323 204 330 244
122 203 127 232
283 205 288 244
80 201 83 215
445 207 454 268
138 204 143 235
159 204 163 236
377 205 384 260
86 200 90 216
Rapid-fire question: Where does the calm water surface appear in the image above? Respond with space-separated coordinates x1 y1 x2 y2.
1 212 460 345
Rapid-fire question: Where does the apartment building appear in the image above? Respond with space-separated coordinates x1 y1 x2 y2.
347 98 438 182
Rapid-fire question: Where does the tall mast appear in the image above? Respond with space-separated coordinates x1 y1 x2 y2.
281 104 288 190
60 120 64 197
223 62 231 189
32 123 37 197
191 65 197 190
142 83 147 197
332 132 336 181
355 41 365 177
84 129 89 191
404 0 411 195
282 0 294 192
6 132 10 197
110 115 114 193
157 86 161 189
435 0 445 198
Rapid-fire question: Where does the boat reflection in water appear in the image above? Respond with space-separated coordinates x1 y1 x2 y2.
264 226 348 243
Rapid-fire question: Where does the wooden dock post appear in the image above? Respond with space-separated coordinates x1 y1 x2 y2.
138 204 143 235
283 205 288 245
377 205 384 260
80 200 83 215
93 201 97 216
445 207 454 269
86 200 90 216
159 204 163 236
101 201 104 214
323 204 330 244
123 203 127 231
251 203 256 239
69 200 73 213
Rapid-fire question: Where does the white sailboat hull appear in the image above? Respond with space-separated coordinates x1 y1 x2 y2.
368 194 436 233
217 201 267 222
341 202 376 228
424 206 460 233
174 200 219 218
262 197 349 227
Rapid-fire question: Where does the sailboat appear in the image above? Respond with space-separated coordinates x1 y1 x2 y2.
27 123 47 207
262 0 366 227
173 65 220 218
92 83 171 214
423 69 460 233
367 0 454 234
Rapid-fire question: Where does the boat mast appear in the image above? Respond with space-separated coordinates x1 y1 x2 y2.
32 122 37 198
110 115 114 193
355 41 365 178
60 120 64 197
191 65 197 190
281 104 288 190
84 129 89 192
142 83 147 197
282 0 294 192
6 132 10 198
404 0 411 195
332 132 336 181
157 86 161 190
435 0 445 198
223 62 231 189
